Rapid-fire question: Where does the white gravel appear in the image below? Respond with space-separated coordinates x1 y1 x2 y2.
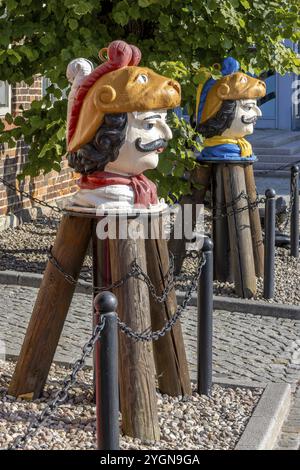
0 360 262 450
178 246 300 305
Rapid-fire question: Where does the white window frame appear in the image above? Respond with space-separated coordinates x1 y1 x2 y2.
0 81 11 116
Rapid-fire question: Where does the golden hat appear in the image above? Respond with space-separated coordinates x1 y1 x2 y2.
196 57 266 125
68 40 181 152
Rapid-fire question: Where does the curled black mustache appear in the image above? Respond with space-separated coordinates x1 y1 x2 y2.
135 138 168 153
241 115 257 124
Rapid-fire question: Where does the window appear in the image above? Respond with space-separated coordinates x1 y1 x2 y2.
42 77 68 101
0 81 11 115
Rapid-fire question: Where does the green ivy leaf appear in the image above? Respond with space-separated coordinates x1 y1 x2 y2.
14 116 26 126
240 0 251 9
74 2 93 16
5 113 13 125
69 19 78 31
6 0 18 10
138 0 151 7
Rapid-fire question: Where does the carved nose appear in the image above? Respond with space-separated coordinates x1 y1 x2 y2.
258 80 266 90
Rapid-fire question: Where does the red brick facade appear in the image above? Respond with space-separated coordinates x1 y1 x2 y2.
0 78 77 221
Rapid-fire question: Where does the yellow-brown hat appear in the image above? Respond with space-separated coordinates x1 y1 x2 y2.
68 40 181 152
196 57 266 125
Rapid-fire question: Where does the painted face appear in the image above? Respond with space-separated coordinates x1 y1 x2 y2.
222 99 262 139
105 110 172 175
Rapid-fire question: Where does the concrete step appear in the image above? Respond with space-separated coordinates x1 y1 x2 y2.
254 154 300 164
254 140 300 156
254 169 290 177
248 130 300 148
254 162 294 171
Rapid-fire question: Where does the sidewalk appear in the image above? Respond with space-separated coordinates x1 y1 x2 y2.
0 284 299 449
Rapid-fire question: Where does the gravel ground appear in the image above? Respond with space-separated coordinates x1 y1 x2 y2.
0 359 262 451
0 216 299 304
179 246 300 305
0 217 93 281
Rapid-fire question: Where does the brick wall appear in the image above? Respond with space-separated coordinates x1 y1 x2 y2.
0 77 77 222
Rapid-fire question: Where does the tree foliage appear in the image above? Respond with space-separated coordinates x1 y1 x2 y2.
0 0 299 199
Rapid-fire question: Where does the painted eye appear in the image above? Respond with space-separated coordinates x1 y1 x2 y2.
144 122 154 130
240 76 248 83
136 74 148 84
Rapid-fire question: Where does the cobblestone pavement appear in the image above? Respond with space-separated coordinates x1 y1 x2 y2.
0 284 299 449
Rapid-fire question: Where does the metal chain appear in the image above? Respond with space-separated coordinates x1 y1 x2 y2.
275 174 296 233
47 246 176 302
209 191 266 221
116 252 206 342
8 316 106 450
47 242 205 341
0 176 65 215
126 252 176 304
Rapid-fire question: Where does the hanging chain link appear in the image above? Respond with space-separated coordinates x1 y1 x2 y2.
47 244 205 341
0 176 65 215
275 173 297 233
8 316 106 450
209 190 266 221
116 252 205 342
47 246 176 301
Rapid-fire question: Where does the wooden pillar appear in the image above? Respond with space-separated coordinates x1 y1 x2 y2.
222 164 256 298
9 214 92 398
244 164 264 277
145 215 191 397
92 222 111 400
168 164 212 275
109 217 160 441
212 164 232 282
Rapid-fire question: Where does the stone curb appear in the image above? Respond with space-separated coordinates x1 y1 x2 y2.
235 383 291 450
0 270 92 294
177 291 300 320
1 270 300 319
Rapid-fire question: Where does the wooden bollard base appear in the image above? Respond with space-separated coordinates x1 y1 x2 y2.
146 217 191 397
244 164 264 277
9 214 93 399
222 164 257 298
9 208 191 442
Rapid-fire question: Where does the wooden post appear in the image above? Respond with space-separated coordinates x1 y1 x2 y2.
222 164 256 298
92 221 111 401
109 217 160 441
168 164 212 275
9 213 92 398
145 215 191 397
212 164 232 282
244 164 264 277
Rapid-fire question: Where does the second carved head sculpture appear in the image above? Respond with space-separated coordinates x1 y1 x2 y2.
196 57 266 161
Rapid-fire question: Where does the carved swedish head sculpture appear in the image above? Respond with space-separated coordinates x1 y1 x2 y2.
196 57 266 162
66 40 181 211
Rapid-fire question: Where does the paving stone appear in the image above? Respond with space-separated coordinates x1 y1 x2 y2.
0 285 299 448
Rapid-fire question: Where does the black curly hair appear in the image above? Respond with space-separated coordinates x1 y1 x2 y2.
68 113 127 175
197 100 237 138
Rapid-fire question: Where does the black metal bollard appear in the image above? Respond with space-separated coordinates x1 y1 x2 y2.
197 237 213 396
290 165 299 258
94 291 119 450
264 189 276 299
